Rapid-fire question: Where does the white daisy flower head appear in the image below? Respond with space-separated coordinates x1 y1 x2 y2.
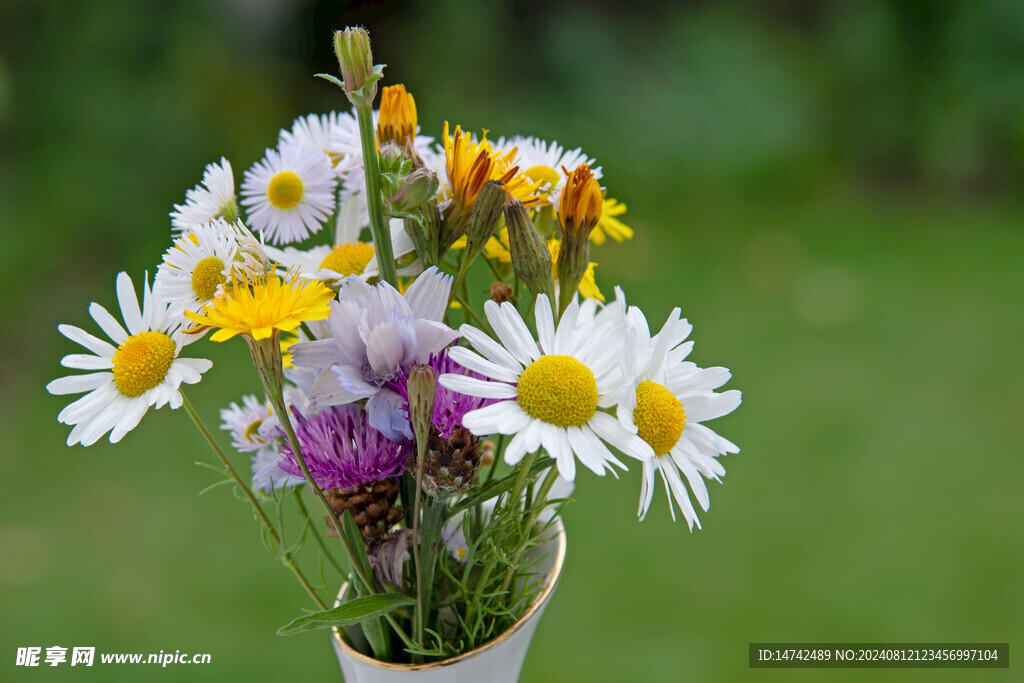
219 393 275 453
155 219 240 323
240 141 337 245
46 272 213 447
616 296 742 530
251 447 306 495
262 196 420 287
438 295 649 482
279 112 346 161
494 135 602 207
170 157 237 234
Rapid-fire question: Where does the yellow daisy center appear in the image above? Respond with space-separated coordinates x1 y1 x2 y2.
243 419 264 443
112 331 176 398
319 242 376 276
633 380 686 456
516 355 597 427
191 256 226 300
267 171 304 209
524 165 561 188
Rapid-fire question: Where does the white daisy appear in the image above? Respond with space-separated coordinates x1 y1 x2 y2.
438 295 649 482
170 158 237 233
262 197 420 287
494 135 602 207
617 299 741 530
240 141 337 245
219 393 275 453
154 220 239 321
46 272 213 447
279 112 345 161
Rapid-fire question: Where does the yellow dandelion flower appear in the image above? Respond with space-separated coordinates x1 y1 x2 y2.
185 269 334 342
443 122 546 212
558 165 602 236
591 196 634 246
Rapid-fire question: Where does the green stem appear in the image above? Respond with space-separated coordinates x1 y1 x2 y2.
498 465 560 599
412 419 428 651
453 293 490 334
180 391 328 611
355 105 397 287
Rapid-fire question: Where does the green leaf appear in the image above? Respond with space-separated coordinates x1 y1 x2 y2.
447 456 554 518
339 511 391 660
277 593 414 636
197 478 234 496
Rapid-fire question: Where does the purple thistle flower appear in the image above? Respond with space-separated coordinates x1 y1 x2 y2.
390 350 494 440
279 406 410 490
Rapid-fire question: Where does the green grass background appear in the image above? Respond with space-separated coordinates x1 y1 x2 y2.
1 1 1021 681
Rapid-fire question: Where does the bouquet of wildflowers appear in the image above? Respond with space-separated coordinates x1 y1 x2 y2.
48 28 741 664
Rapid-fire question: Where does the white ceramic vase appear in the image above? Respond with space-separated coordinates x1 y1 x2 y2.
332 520 566 683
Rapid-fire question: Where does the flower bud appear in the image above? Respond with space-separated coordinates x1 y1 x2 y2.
389 167 439 214
489 281 514 304
463 180 505 264
407 364 437 449
504 197 554 303
378 84 418 147
335 27 373 92
556 165 602 312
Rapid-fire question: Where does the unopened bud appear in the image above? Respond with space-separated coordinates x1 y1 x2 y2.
463 180 505 264
379 142 406 173
407 364 436 448
390 167 439 214
504 198 554 303
378 84 418 146
333 27 379 107
489 281 514 304
558 165 602 236
480 440 496 468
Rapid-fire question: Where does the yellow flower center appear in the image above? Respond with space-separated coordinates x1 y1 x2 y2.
267 171 304 209
191 256 226 300
524 165 561 188
633 380 686 456
243 419 264 443
319 242 376 276
516 355 597 427
112 331 176 398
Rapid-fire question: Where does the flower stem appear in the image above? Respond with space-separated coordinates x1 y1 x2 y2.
294 489 345 576
355 105 398 287
180 390 328 611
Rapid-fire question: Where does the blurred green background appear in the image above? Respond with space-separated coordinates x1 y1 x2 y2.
2 1 1021 681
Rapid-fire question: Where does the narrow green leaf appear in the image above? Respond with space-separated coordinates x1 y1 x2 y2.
339 511 390 660
197 478 234 496
277 593 414 636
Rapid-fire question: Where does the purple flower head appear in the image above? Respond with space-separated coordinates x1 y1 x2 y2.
279 405 410 490
290 267 458 441
391 350 495 440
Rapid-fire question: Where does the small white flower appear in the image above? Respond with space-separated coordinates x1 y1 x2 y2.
262 196 420 287
279 112 346 160
241 142 337 245
220 394 275 453
617 294 741 530
250 448 307 495
47 273 213 446
155 220 240 321
439 295 648 482
170 157 237 233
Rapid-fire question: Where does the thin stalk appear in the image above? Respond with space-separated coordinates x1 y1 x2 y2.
453 293 490 334
497 465 560 598
411 417 428 651
180 391 327 611
355 106 397 287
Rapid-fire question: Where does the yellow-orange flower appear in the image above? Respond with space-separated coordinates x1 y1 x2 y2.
378 84 418 146
558 165 602 236
591 195 634 246
547 238 603 302
185 269 333 342
443 122 545 211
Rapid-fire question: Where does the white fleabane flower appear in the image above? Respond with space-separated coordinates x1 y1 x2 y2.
494 135 602 207
290 267 458 441
241 142 337 245
262 196 420 287
617 297 741 530
220 394 275 453
155 220 240 322
170 157 237 234
250 447 306 494
439 295 649 482
47 273 213 446
279 112 345 161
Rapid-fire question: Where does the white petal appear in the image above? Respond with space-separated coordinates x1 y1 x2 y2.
60 354 113 371
543 424 575 482
534 294 556 355
47 373 112 395
459 325 522 372
403 266 452 321
588 411 651 460
682 390 742 422
58 324 116 358
412 319 459 364
448 346 520 383
437 374 517 399
461 401 530 436
109 400 151 443
366 324 404 378
89 303 128 344
485 300 538 366
116 272 144 335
